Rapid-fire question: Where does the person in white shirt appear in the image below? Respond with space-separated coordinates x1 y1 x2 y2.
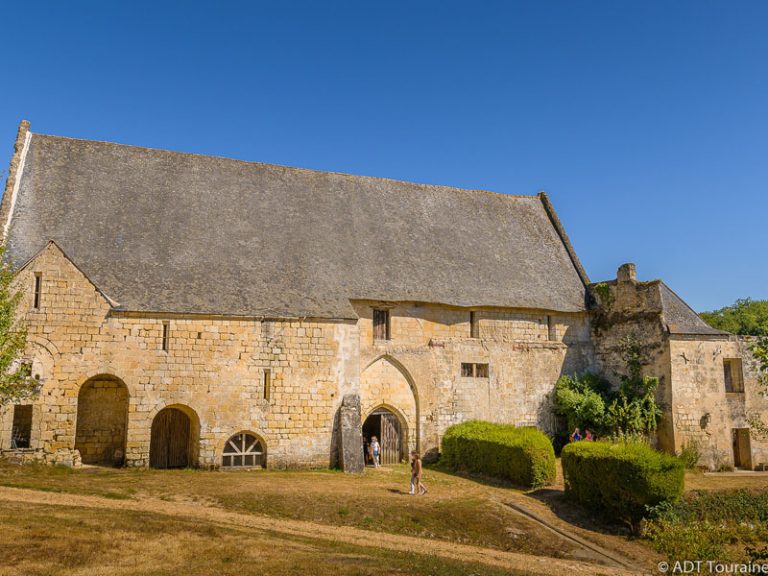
370 436 381 468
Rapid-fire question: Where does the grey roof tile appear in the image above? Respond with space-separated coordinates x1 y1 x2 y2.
5 133 588 318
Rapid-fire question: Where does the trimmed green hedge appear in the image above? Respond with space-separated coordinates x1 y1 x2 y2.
561 441 684 525
441 421 556 488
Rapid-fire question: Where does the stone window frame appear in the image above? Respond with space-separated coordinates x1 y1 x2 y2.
372 308 391 342
32 272 42 310
263 368 271 401
469 311 480 339
723 358 744 394
461 362 489 379
161 321 170 352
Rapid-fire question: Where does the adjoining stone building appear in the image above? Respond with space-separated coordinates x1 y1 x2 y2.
0 121 764 471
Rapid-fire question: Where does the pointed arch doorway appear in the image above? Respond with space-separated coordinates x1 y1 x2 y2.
363 407 403 465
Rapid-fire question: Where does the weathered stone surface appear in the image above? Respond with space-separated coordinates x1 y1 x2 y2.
338 394 364 474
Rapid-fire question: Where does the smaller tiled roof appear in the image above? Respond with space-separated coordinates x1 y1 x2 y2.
660 283 729 336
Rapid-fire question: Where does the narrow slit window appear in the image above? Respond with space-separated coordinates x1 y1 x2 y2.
263 368 271 401
470 311 479 338
547 316 557 341
161 321 170 352
373 309 390 341
33 273 42 309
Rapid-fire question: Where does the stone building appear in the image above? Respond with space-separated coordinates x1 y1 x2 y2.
0 121 765 471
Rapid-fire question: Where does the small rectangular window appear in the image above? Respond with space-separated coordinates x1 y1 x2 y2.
470 311 479 338
373 309 390 341
263 369 271 401
33 273 42 309
161 321 170 352
11 405 32 449
724 359 744 393
461 362 489 378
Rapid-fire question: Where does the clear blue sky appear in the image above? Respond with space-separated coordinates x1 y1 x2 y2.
1 1 765 312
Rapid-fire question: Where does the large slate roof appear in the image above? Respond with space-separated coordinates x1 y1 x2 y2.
660 283 729 336
3 131 589 319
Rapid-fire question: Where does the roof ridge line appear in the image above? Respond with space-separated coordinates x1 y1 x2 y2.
537 192 591 288
32 132 538 202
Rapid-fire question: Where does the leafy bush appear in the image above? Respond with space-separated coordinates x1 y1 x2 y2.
677 441 701 469
554 336 662 439
645 490 768 562
561 441 684 528
554 373 610 433
441 421 556 489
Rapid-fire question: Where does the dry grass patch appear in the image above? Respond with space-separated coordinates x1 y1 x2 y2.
0 462 575 557
0 500 524 576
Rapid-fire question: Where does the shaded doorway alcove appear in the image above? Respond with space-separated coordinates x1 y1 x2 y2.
150 405 199 469
74 375 129 466
363 407 404 465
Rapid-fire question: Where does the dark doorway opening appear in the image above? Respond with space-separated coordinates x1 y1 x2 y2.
150 407 193 469
362 408 402 465
11 405 32 448
733 428 752 470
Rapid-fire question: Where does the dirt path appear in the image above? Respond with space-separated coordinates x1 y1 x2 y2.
0 486 641 576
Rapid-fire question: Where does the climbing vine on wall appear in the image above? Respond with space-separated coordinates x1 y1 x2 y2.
554 333 662 438
747 336 768 439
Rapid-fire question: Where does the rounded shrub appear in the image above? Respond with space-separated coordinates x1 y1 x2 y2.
561 440 684 527
441 420 556 488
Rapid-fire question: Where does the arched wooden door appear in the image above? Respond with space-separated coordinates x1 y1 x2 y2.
363 408 403 465
150 407 192 469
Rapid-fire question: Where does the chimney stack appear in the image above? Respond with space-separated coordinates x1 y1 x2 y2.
617 263 637 283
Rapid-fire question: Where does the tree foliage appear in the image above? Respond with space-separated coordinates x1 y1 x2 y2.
554 334 662 438
0 244 35 406
700 298 768 336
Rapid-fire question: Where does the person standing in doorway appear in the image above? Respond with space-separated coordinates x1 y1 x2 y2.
570 427 582 443
410 451 427 495
370 436 381 468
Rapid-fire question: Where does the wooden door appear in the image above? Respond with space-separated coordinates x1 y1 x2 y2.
150 408 191 469
733 428 752 469
380 413 401 465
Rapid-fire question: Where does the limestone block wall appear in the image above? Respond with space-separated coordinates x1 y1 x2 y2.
353 301 595 457
0 243 599 468
669 336 768 470
0 243 360 469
